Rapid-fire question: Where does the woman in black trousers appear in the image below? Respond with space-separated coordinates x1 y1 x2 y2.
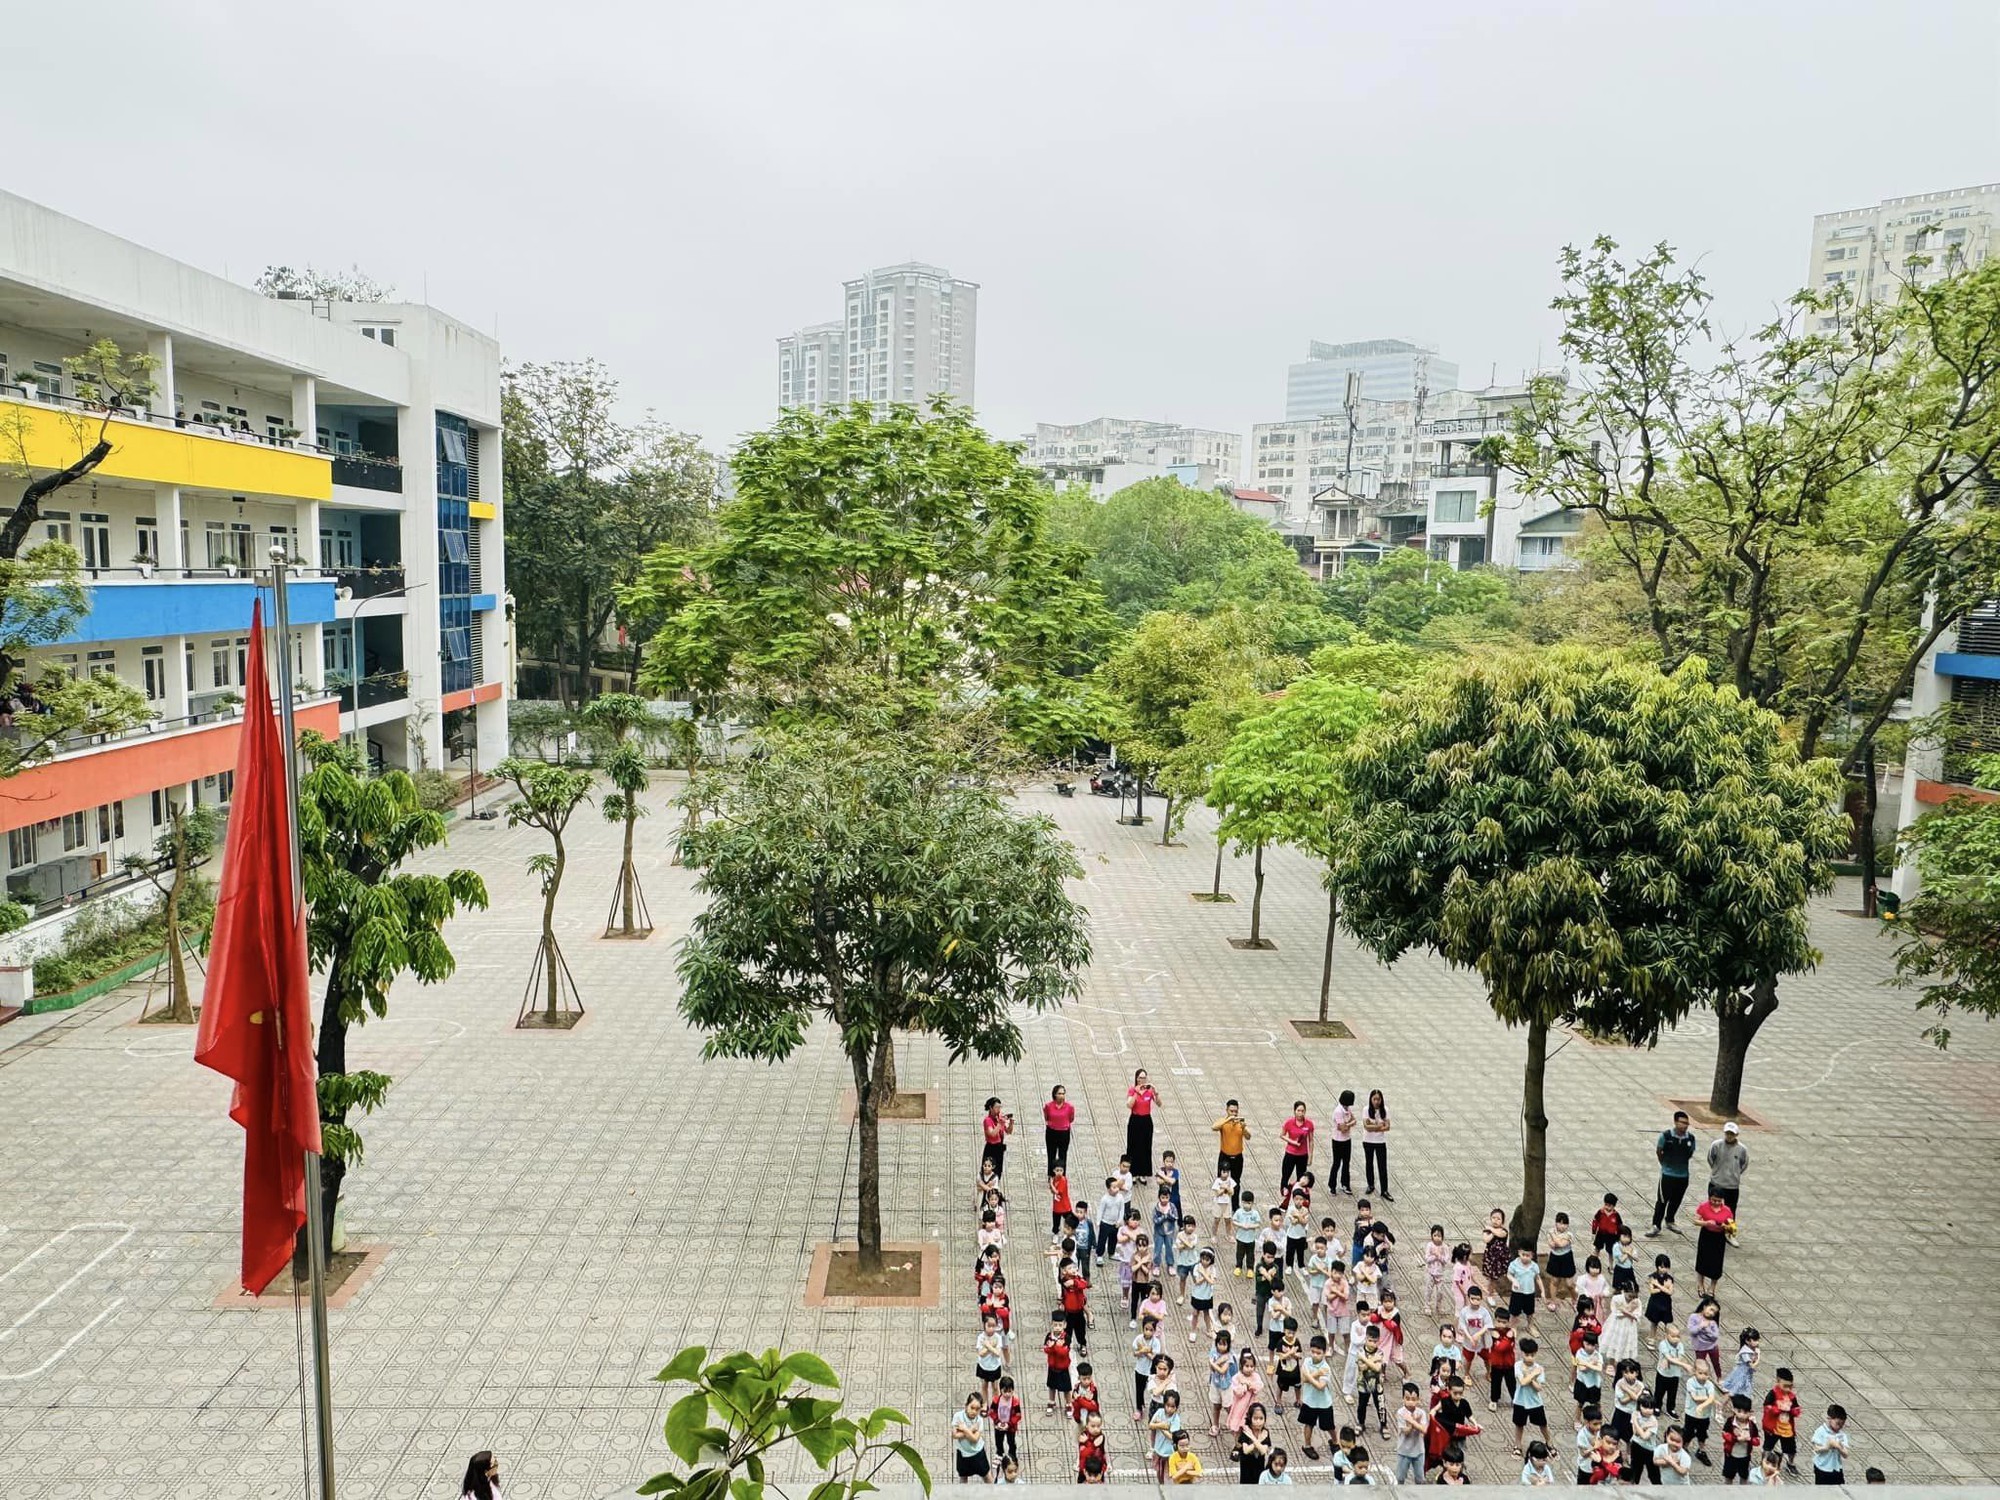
1362 1088 1393 1201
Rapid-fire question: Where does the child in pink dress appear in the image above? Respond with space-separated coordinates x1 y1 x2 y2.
1424 1226 1452 1315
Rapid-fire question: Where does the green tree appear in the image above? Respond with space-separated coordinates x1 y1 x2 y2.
1207 677 1381 1011
298 734 488 1256
1054 478 1334 643
642 1344 928 1500
505 359 715 704
582 692 672 936
1335 652 1831 1244
123 800 223 1023
1098 609 1293 836
1893 756 2000 1046
1508 238 2000 904
677 721 1089 1272
507 700 574 761
1321 548 1522 645
633 401 1109 750
496 757 595 1021
0 339 158 561
254 264 393 301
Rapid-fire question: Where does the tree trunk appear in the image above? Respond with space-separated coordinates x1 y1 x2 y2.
2 439 112 560
1509 1016 1550 1250
853 1039 885 1274
1859 744 1879 918
1159 794 1174 846
1248 840 1266 943
543 843 564 1020
878 1032 898 1097
1708 978 1780 1116
1317 881 1337 1024
1133 779 1146 823
619 806 637 933
296 958 352 1272
1211 839 1225 899
163 879 193 1024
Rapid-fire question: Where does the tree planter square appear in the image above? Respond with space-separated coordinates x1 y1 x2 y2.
1190 892 1236 903
838 1086 939 1125
804 1241 937 1307
513 1009 591 1033
1664 1098 1773 1132
1288 1019 1357 1041
213 1244 390 1310
1229 937 1278 950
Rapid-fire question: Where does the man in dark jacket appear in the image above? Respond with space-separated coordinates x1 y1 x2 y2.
1648 1110 1698 1236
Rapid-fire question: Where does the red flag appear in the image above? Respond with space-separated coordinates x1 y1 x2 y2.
195 598 322 1294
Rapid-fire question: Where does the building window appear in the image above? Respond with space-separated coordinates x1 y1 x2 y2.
86 649 116 680
80 513 111 571
142 648 166 703
211 639 231 688
441 529 469 565
151 790 165 827
1435 490 1482 525
7 825 35 869
217 770 235 804
62 811 87 851
135 518 159 565
443 628 471 663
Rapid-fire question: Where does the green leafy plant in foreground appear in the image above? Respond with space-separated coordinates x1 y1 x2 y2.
642 1345 930 1500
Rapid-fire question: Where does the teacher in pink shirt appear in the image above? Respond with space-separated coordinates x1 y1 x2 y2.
1125 1068 1160 1181
1043 1084 1076 1175
1279 1100 1316 1192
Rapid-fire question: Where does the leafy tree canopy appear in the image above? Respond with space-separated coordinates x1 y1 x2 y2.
1321 548 1523 646
634 400 1111 753
1895 755 2000 1046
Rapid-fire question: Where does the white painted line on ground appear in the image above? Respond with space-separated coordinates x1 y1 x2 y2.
0 1222 134 1380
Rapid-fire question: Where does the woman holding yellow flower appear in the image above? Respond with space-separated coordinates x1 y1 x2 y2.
1692 1190 1735 1295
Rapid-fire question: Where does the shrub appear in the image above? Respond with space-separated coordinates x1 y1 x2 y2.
410 768 461 813
29 890 203 996
0 899 28 935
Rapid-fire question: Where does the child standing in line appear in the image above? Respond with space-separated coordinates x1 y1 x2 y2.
1376 1290 1408 1376
1450 1242 1476 1310
1343 1299 1373 1399
976 1314 1007 1405
1511 1337 1552 1458
1159 1150 1183 1218
1480 1209 1512 1299
1128 1244 1157 1324
1273 1319 1304 1410
1095 1178 1126 1262
1207 1328 1238 1435
1320 1257 1351 1345
1254 1243 1285 1338
1189 1249 1217 1344
1721 1327 1762 1406
1285 1188 1312 1270
1609 1359 1644 1447
1174 1215 1200 1304
1073 1198 1096 1283
1211 1168 1237 1242
1601 1285 1643 1368
1545 1213 1577 1304
1506 1243 1545 1327
990 1376 1023 1466
1590 1194 1624 1261
1682 1364 1718 1467
1116 1210 1142 1318
1139 1281 1171 1343
1610 1227 1639 1298
1059 1261 1091 1355
1654 1322 1692 1414
1456 1284 1494 1371
1645 1256 1677 1345
1044 1311 1074 1416
1070 1362 1101 1434
1761 1367 1804 1477
1355 1324 1388 1439
1571 1327 1605 1410
1352 1243 1383 1309
1130 1315 1164 1420
1265 1285 1297 1362
1152 1186 1179 1276
1485 1309 1518 1413
1720 1395 1760 1484
1231 1191 1261 1276
1306 1235 1334 1309
1299 1336 1336 1458
1049 1170 1073 1237
1577 1255 1611 1318
1686 1295 1723 1380
1423 1225 1451 1314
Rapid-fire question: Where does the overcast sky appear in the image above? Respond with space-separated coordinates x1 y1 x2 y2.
8 2 1996 458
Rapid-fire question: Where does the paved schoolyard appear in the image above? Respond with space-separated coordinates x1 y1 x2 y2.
0 777 1995 1497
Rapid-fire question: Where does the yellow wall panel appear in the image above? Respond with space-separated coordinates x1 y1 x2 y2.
3 398 333 501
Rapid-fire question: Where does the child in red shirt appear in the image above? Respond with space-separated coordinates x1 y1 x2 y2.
1060 1266 1091 1355
1051 1170 1074 1236
1044 1312 1074 1415
1590 1195 1624 1259
1077 1412 1107 1479
989 1376 1023 1465
1070 1363 1101 1432
1484 1313 1519 1411
1761 1368 1803 1475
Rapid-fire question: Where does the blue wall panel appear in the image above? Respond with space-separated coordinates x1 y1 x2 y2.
60 580 337 644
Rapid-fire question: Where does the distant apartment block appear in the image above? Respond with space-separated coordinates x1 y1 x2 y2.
1285 338 1458 420
1028 417 1240 498
1808 183 1998 325
776 262 977 415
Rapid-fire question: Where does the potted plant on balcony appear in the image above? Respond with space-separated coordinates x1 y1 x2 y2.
132 551 156 579
215 691 244 716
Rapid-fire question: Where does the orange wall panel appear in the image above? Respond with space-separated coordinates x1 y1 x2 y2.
0 701 341 833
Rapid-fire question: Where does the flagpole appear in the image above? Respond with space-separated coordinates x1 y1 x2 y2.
271 546 338 1500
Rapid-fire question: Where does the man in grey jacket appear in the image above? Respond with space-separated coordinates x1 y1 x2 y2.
1706 1123 1749 1241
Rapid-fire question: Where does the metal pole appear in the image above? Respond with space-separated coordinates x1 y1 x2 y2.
271 548 337 1500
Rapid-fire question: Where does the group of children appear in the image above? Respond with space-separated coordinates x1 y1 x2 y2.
955 1093 1858 1486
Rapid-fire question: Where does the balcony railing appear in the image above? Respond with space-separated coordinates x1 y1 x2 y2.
325 671 410 711
1432 461 1498 479
332 453 404 492
2 381 330 455
76 563 333 583
335 565 407 599
21 689 339 758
